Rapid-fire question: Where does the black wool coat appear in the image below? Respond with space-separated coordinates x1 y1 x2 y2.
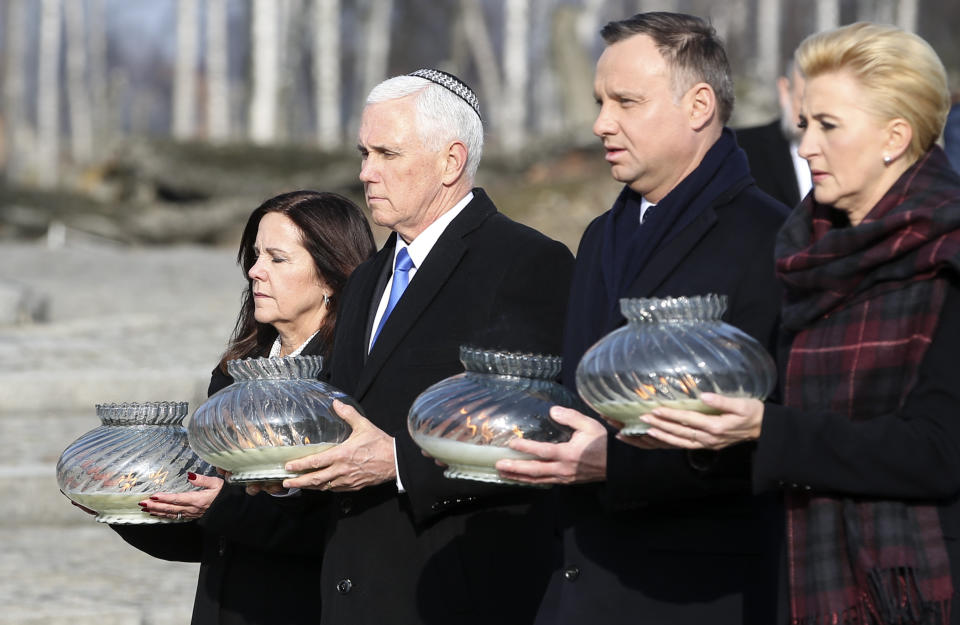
736 119 802 209
112 333 331 625
316 188 575 625
536 174 790 625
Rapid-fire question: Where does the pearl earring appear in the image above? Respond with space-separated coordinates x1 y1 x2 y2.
883 155 892 165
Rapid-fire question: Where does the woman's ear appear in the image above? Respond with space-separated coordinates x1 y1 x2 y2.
883 118 913 163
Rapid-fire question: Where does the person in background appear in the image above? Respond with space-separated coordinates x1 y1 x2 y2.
736 60 812 208
496 12 788 625
278 69 575 624
637 22 960 625
109 190 375 625
944 92 960 172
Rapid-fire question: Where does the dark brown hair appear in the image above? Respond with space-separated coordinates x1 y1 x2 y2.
219 190 375 369
601 12 734 124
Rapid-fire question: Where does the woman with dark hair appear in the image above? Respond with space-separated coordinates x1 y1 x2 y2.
110 190 375 625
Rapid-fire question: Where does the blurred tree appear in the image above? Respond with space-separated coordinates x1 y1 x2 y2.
36 0 61 188
348 0 393 136
249 0 281 144
65 0 93 163
501 0 530 153
313 0 342 149
461 0 502 129
3 0 30 182
173 0 199 139
756 0 781 89
816 0 840 31
897 0 918 31
88 0 109 152
205 0 230 142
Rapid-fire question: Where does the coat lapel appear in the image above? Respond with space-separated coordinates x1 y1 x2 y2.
352 190 494 399
626 207 717 297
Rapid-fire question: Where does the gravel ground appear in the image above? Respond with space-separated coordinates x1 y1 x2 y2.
0 239 243 625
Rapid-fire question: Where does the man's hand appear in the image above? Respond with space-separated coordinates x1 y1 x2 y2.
282 400 397 491
495 406 608 485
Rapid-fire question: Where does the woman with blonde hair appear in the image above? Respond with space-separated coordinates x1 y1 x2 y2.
632 23 960 624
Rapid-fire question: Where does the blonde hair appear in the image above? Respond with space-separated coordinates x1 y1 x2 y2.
795 22 950 161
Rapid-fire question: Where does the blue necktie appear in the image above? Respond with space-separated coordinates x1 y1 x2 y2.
371 247 415 346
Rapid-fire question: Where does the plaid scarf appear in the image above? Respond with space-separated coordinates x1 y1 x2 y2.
775 146 960 625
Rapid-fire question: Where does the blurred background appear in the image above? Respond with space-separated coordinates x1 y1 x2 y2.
1 1 958 623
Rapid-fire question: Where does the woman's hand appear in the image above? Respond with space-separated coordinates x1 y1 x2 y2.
138 473 224 521
618 393 765 451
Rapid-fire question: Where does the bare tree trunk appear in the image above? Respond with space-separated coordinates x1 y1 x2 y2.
313 0 342 149
4 0 30 182
551 6 595 144
37 0 61 188
205 0 230 142
360 0 392 100
637 0 672 13
348 0 392 135
277 0 299 143
532 0 561 137
173 0 199 140
712 0 747 52
756 0 781 86
864 0 896 24
460 0 502 129
249 0 280 144
575 0 603 49
88 0 109 153
897 0 918 31
65 0 93 163
501 0 529 153
816 0 840 31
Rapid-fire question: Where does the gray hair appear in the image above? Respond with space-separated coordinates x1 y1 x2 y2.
366 76 484 180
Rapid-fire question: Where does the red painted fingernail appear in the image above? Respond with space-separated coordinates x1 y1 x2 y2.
187 472 197 480
138 502 147 507
149 496 159 501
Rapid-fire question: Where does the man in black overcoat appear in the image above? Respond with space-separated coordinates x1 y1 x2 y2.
279 70 575 624
735 61 809 208
497 13 790 625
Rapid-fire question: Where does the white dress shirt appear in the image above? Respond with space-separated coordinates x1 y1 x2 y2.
365 191 474 492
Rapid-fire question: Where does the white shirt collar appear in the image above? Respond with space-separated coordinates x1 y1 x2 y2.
790 141 813 201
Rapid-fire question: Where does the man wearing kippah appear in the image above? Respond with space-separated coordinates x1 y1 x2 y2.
496 12 789 625
280 70 574 624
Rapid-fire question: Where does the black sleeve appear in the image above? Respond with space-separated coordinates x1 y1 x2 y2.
753 283 960 501
110 522 205 562
197 484 330 555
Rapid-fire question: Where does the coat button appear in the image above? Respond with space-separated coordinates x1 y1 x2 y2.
339 497 353 515
563 566 580 582
336 579 353 594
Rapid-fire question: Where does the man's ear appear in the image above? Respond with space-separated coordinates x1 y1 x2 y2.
442 140 468 186
687 82 716 131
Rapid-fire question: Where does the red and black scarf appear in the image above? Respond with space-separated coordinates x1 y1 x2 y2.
775 146 960 625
